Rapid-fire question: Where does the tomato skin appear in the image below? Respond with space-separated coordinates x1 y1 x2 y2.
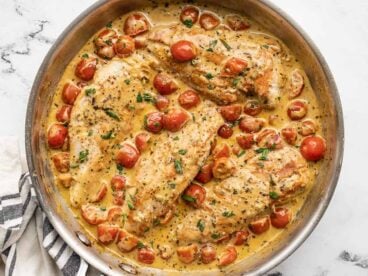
123 13 150 37
233 230 250 246
75 57 97 81
116 143 140 169
200 244 216 264
270 207 292 229
116 230 139 252
218 246 237 266
226 14 250 31
220 104 242 122
239 117 265 133
153 73 178 95
177 244 198 264
81 204 108 225
300 136 326 161
107 206 123 222
218 124 233 139
212 144 230 159
56 105 72 123
281 127 298 145
135 132 151 152
47 124 68 149
91 184 107 203
178 90 200 109
222 58 248 77
111 175 126 191
52 152 70 173
97 223 119 244
155 95 170 111
199 12 221 30
289 69 304 99
244 99 262 116
112 190 125 206
170 40 197 62
195 162 213 184
287 100 308 120
114 35 135 58
94 29 117 48
137 247 155 264
180 6 200 25
236 134 255 149
249 217 270 235
145 112 164 134
183 183 206 208
162 109 189 132
62 82 81 105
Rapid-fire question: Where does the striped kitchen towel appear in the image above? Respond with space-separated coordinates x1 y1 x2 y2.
0 136 89 276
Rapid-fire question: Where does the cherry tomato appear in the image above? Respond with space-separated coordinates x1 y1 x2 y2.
75 57 97 81
236 134 255 149
249 217 270 235
218 246 237 266
287 100 308 120
300 119 317 136
220 104 242 122
270 207 292 229
256 128 283 149
110 175 126 191
199 12 220 30
195 162 214 184
144 112 163 133
218 124 233 139
244 99 262 116
212 157 236 179
97 223 119 244
62 82 81 105
155 95 170 111
162 109 189 132
116 143 140 168
116 230 139 252
123 13 150 37
91 184 107 202
94 29 117 48
135 132 151 152
180 6 200 25
153 73 178 95
81 204 108 225
171 40 197 62
134 36 147 49
178 90 200 109
200 244 216 264
239 117 265 133
176 244 198 264
226 14 250 31
112 190 125 206
281 127 297 145
52 152 70 173
222 58 248 77
289 69 304 99
107 206 123 222
114 35 135 58
47 124 68 149
212 144 230 159
137 247 155 264
233 230 250 246
300 136 326 161
56 105 72 123
97 46 115 60
183 183 206 208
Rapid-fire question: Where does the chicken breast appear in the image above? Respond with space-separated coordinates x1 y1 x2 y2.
146 24 284 108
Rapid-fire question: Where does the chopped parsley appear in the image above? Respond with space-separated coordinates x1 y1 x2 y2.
78 150 89 163
100 130 115 140
183 19 193 28
137 92 156 104
87 130 93 136
116 163 124 174
103 108 120 121
237 150 246 158
173 136 179 141
211 233 221 239
127 195 135 210
178 149 187 155
232 77 240 87
197 219 205 232
220 39 232 51
206 40 218 52
269 191 279 200
174 159 183 174
205 73 214 80
222 210 235 217
255 148 271 161
70 163 79 169
168 182 176 189
182 194 196 203
85 88 96 96
124 79 131 85
81 53 89 59
100 207 106 211
106 21 112 28
137 241 145 249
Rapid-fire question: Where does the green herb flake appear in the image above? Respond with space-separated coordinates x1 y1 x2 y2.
178 149 187 155
173 136 179 141
205 73 214 80
116 163 124 174
255 148 271 161
124 79 131 85
168 182 176 189
78 150 89 163
136 93 143 103
220 39 232 51
183 19 193 28
137 241 145 249
127 200 135 210
197 219 205 232
222 210 235 217
269 191 279 200
104 109 120 121
100 207 106 211
87 130 93 136
174 159 183 174
237 150 246 158
211 233 221 240
85 88 96 96
182 194 196 203
232 77 240 87
206 40 218 52
106 21 112 28
100 130 115 140
81 53 89 59
70 163 79 169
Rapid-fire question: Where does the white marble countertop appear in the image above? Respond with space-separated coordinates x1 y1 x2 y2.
1 0 368 275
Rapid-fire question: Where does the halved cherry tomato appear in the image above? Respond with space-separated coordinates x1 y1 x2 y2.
244 99 262 116
195 162 214 184
180 6 200 25
107 206 123 222
281 127 297 145
137 247 155 264
153 73 178 95
239 117 265 133
300 119 317 136
62 82 81 105
116 143 140 168
300 136 326 161
94 29 117 48
112 190 125 206
155 95 170 111
212 143 230 160
200 244 216 264
162 109 189 132
249 217 270 235
233 230 249 246
218 246 237 266
97 46 115 60
236 134 255 149
114 35 135 58
287 100 308 120
116 230 139 252
81 204 108 225
52 152 70 173
111 175 126 191
270 207 292 229
222 58 247 77
289 69 304 99
220 104 242 122
177 244 198 264
178 90 200 109
144 112 163 133
183 183 206 208
226 14 250 31
47 124 68 149
171 40 197 62
123 13 150 37
75 57 97 81
218 124 233 139
97 223 119 244
134 36 147 49
199 12 220 30
135 132 151 152
56 105 72 123
91 184 107 203
256 129 283 149
212 157 236 179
